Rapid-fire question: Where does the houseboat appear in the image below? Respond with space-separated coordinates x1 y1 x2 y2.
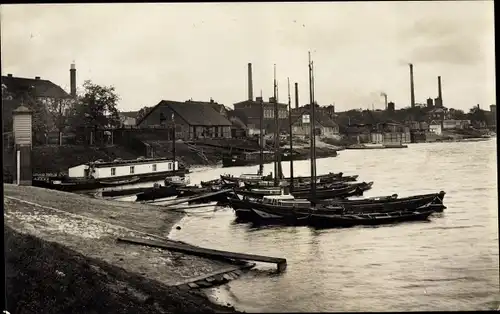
32 157 188 192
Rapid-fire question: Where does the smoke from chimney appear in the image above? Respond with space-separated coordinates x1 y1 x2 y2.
437 76 442 107
70 63 76 98
409 63 415 108
294 82 299 109
247 63 253 101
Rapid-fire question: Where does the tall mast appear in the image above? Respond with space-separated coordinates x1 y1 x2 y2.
273 64 280 187
172 113 176 168
258 89 264 175
288 77 294 191
308 52 317 200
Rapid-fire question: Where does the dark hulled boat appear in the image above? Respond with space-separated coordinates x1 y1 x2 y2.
307 206 436 228
318 191 447 213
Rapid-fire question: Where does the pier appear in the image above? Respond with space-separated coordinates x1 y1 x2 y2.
117 236 288 272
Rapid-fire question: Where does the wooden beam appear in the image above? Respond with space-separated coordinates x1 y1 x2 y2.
117 236 287 272
159 189 233 208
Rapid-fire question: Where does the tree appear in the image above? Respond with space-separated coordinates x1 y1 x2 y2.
42 97 77 144
136 106 153 123
467 105 487 127
70 80 121 132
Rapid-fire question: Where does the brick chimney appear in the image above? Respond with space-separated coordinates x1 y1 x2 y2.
294 82 299 109
248 63 253 101
409 63 415 108
70 63 76 98
437 76 442 107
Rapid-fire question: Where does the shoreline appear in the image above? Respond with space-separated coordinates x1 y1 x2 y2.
3 184 244 313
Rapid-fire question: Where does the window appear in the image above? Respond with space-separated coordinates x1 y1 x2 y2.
111 168 116 176
152 164 157 171
130 166 135 174
168 162 172 170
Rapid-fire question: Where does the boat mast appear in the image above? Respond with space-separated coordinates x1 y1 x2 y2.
287 77 294 191
258 89 264 175
172 113 176 170
273 64 280 187
308 52 317 200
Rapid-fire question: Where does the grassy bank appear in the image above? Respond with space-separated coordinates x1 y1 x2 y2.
4 226 237 314
4 185 242 313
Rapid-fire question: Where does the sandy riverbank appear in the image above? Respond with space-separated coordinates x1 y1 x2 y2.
3 184 243 313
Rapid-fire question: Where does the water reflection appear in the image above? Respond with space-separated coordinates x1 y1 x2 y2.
134 140 499 311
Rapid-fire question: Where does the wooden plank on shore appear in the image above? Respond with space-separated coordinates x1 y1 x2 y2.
161 189 233 208
117 236 286 271
172 263 256 287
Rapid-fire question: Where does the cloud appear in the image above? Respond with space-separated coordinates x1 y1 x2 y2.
398 14 494 66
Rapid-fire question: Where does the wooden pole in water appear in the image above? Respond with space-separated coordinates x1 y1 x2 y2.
287 77 294 191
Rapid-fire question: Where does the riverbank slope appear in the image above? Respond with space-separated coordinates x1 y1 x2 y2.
4 184 241 313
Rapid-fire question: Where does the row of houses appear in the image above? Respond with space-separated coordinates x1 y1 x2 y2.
2 62 495 145
134 98 341 140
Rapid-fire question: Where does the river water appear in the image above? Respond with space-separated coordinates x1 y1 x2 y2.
132 140 498 311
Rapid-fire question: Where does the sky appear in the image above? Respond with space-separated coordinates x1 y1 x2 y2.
1 1 495 112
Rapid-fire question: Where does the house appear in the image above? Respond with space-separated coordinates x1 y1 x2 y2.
118 111 138 126
2 73 71 132
429 120 443 135
136 99 233 140
291 108 339 138
427 107 448 122
442 119 470 130
233 96 289 134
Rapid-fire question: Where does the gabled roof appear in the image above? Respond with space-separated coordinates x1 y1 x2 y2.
137 100 232 126
1 75 70 99
291 108 338 128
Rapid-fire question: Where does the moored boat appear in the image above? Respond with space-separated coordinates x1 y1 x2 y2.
318 191 446 213
308 206 436 228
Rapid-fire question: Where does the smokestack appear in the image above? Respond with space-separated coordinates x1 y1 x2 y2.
70 63 76 98
409 63 415 108
247 63 253 101
294 82 299 109
437 76 442 107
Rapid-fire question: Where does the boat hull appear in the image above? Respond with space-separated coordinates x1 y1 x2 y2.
308 209 435 228
32 169 188 192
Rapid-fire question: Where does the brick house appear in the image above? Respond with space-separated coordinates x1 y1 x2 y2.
233 96 288 134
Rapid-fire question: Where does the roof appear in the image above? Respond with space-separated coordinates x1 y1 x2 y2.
233 99 288 109
137 100 232 126
291 108 338 128
13 105 32 114
1 75 70 99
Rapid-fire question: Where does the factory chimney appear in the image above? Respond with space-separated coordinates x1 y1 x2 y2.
247 63 254 101
70 62 76 98
437 76 443 107
409 63 415 108
294 82 299 109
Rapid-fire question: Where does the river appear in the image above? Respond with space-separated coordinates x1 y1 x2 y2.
126 140 498 311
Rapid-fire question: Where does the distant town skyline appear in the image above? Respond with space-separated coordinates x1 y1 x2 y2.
1 2 495 112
